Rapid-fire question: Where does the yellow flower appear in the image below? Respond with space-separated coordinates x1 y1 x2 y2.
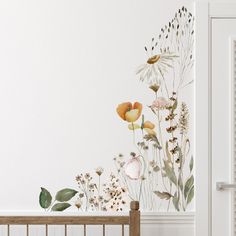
116 102 142 122
143 121 156 135
128 120 156 135
143 121 155 129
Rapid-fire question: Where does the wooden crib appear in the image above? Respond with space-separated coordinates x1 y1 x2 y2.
0 201 140 236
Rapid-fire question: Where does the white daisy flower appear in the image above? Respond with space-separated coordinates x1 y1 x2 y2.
136 52 178 85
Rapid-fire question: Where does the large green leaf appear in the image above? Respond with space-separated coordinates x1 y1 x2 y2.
187 185 194 204
51 203 71 211
154 191 172 200
172 192 180 211
163 161 177 185
39 187 52 209
184 175 194 199
55 189 78 202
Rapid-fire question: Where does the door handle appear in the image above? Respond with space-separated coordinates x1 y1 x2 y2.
216 182 236 191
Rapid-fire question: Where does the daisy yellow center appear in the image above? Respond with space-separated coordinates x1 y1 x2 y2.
147 55 161 64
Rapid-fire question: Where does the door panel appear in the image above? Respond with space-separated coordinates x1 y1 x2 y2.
212 19 236 236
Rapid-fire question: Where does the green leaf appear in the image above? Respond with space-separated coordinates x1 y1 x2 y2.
172 192 180 211
189 156 194 172
141 114 145 129
51 203 71 211
163 161 177 185
39 187 52 209
128 123 141 130
187 185 194 205
165 142 172 163
176 146 183 169
183 139 191 156
154 191 172 200
55 189 78 202
178 173 183 192
184 175 194 199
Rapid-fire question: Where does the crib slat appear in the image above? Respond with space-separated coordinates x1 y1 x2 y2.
45 224 48 236
26 224 29 236
103 224 105 236
84 224 86 236
122 224 124 236
65 224 67 236
7 224 10 236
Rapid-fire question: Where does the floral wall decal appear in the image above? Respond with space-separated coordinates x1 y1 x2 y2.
40 169 127 212
39 6 194 212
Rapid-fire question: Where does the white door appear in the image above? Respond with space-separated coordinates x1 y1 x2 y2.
212 19 236 236
196 3 236 236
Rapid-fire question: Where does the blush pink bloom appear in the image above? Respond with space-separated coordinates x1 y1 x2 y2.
151 97 169 110
125 157 142 180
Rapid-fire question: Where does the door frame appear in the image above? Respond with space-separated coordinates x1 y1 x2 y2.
195 2 236 236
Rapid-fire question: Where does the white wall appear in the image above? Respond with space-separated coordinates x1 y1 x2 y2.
0 0 194 235
0 0 194 211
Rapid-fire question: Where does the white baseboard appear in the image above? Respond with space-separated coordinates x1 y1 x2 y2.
141 212 195 236
141 212 195 224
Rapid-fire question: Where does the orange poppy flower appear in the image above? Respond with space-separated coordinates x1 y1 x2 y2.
116 102 142 123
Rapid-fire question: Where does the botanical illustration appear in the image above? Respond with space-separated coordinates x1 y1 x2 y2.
39 6 194 212
39 169 127 212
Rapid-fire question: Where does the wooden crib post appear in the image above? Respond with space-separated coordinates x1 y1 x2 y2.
129 201 140 236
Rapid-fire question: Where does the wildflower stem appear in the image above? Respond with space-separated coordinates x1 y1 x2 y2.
138 180 143 202
157 66 169 98
98 176 101 211
156 110 167 160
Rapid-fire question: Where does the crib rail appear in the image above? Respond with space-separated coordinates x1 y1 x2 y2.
0 201 140 236
0 216 130 225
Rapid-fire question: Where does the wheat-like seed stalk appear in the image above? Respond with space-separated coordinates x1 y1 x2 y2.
178 102 189 136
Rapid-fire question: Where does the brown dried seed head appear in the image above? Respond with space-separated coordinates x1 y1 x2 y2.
149 84 160 93
95 167 104 176
141 175 146 181
75 199 82 209
153 166 160 172
85 173 90 179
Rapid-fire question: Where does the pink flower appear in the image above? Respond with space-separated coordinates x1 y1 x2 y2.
125 157 142 180
151 97 169 110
